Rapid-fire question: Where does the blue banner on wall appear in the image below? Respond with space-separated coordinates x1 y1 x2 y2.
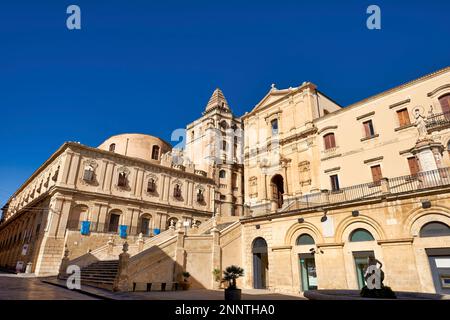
153 228 160 235
81 221 90 235
119 225 128 238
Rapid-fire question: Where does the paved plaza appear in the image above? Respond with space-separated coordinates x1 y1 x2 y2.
0 273 305 300
0 272 97 300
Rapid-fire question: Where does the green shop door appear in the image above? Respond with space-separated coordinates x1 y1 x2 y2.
353 251 375 289
299 254 317 291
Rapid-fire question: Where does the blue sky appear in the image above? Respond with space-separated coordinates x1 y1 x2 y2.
0 0 449 207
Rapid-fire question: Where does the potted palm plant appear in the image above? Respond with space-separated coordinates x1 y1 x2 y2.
180 271 191 290
223 265 244 300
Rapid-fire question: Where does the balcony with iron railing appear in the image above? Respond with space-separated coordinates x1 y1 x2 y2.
426 111 450 133
248 167 450 216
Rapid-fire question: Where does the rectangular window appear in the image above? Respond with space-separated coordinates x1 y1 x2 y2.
363 120 375 138
330 174 340 191
323 133 336 150
118 173 127 187
407 157 420 176
151 146 160 160
271 119 279 136
396 108 411 127
371 165 383 184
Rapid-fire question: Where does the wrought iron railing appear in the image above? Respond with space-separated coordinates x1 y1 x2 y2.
249 167 450 215
426 112 450 132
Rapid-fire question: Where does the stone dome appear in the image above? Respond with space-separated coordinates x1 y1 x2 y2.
98 133 172 163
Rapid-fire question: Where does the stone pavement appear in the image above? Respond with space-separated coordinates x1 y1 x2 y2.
43 277 306 300
0 272 97 300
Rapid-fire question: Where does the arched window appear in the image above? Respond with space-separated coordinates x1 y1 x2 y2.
420 222 450 238
296 234 315 245
109 143 116 152
151 145 160 160
439 93 450 115
253 237 268 251
219 170 226 179
167 217 178 229
323 133 336 150
67 205 88 230
220 120 228 130
349 228 375 242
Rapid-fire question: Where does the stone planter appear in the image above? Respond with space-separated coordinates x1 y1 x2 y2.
225 288 242 300
180 281 191 290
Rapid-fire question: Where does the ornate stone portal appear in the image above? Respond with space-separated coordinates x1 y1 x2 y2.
411 107 445 174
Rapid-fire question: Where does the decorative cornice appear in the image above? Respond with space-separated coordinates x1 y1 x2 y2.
280 127 318 145
356 111 375 121
389 98 411 109
363 156 384 164
377 238 414 245
427 84 450 97
324 167 341 173
271 245 292 251
318 125 338 135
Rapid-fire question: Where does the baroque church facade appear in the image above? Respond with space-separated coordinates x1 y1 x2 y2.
1 66 450 295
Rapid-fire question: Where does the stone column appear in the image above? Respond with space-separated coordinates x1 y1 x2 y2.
57 197 73 238
67 153 81 188
211 225 221 289
60 151 73 186
113 242 130 292
173 228 186 283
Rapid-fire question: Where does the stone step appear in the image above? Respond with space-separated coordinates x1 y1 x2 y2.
81 268 119 272
81 276 116 281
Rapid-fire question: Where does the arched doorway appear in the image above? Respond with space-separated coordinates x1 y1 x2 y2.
271 175 284 208
252 237 269 289
107 210 122 233
139 214 152 236
67 205 88 230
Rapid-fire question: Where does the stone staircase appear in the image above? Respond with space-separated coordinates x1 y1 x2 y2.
60 259 119 291
61 216 242 291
